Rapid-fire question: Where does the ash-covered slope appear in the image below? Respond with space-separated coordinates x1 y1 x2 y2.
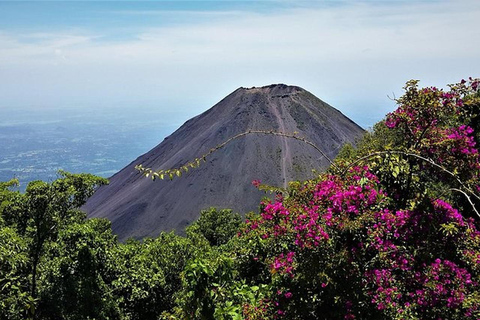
84 84 364 241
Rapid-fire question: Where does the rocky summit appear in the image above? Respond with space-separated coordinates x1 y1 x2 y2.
84 84 364 241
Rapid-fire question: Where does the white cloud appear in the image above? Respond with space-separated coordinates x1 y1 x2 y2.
0 0 479 127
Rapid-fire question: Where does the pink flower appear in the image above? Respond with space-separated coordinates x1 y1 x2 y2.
252 179 261 187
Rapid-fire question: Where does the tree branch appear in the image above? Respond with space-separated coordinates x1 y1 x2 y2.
451 188 480 220
136 130 340 180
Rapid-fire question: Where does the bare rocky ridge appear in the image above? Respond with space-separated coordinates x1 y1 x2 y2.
84 84 364 241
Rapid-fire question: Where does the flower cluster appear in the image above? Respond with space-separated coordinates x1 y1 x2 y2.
271 252 295 277
367 258 476 317
424 259 473 308
446 125 477 155
433 198 465 226
244 170 479 318
385 78 480 183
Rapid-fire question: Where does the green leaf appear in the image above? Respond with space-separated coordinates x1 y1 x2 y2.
392 166 400 178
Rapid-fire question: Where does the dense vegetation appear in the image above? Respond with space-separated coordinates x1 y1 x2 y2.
1 78 479 319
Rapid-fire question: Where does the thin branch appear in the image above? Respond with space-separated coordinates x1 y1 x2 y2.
136 130 341 180
386 92 397 101
451 188 480 220
206 130 338 170
413 122 432 149
343 150 480 202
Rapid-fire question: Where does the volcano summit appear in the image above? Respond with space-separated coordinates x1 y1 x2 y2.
84 84 364 241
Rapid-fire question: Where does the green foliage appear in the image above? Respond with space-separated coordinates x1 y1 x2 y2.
112 232 203 320
186 208 242 246
0 171 108 319
0 170 219 320
175 251 272 320
37 218 120 320
0 227 31 320
0 177 19 193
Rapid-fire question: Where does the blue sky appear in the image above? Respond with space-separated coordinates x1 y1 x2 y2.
1 1 479 128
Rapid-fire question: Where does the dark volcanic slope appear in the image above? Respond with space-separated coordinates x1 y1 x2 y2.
84 84 364 241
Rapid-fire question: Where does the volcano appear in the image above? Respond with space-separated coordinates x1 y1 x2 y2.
84 84 364 241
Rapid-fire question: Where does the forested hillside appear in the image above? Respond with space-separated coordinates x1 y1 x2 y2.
1 78 479 319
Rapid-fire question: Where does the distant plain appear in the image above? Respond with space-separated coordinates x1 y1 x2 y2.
0 107 176 191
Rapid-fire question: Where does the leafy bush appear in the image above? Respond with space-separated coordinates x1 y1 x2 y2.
187 208 242 246
111 232 202 320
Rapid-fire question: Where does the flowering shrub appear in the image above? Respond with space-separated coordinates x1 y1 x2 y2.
236 79 480 319
384 78 480 188
242 170 480 319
